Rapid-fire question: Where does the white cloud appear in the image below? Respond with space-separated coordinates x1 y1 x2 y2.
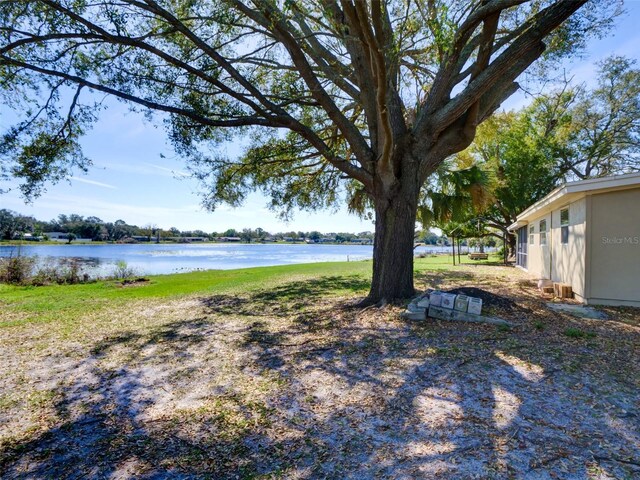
69 177 118 189
90 161 192 181
42 193 202 218
143 162 190 178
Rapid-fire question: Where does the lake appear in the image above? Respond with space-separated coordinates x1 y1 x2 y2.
0 243 454 276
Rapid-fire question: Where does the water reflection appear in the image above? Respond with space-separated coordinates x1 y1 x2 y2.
54 256 103 268
0 243 454 276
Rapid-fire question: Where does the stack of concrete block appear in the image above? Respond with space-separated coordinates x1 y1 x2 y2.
429 292 510 326
430 291 475 320
402 290 510 326
400 291 431 320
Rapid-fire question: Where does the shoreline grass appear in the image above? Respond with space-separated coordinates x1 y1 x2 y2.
0 255 501 328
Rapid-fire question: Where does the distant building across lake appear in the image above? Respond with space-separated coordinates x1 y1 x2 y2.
44 232 93 243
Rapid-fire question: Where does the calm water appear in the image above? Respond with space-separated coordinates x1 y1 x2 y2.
0 243 451 276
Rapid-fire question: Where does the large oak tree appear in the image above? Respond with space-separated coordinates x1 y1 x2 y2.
0 0 621 302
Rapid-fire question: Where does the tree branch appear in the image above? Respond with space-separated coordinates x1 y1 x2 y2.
427 1 586 134
0 56 276 128
234 0 374 176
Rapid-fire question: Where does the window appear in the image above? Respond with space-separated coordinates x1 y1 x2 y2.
540 219 547 246
529 224 535 244
560 208 569 244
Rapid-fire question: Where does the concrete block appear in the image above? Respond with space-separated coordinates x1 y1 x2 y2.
538 278 553 290
559 284 573 298
467 297 483 315
454 295 469 312
417 298 430 308
407 303 426 314
428 305 455 320
552 283 573 298
441 293 457 309
429 291 443 307
429 305 511 326
401 310 426 321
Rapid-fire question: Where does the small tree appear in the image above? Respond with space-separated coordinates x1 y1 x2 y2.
240 228 253 243
554 56 640 179
442 57 640 256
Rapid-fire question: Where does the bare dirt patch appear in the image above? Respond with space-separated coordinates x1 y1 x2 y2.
1 266 639 479
118 277 151 287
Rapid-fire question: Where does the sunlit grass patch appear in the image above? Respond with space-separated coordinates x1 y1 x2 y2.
564 327 597 339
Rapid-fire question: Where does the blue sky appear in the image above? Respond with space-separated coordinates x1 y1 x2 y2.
2 2 640 233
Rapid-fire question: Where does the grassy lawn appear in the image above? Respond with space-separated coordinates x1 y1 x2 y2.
0 255 488 329
1 255 639 479
0 261 373 329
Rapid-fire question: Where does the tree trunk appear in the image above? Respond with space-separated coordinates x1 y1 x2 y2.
366 191 418 304
507 232 517 260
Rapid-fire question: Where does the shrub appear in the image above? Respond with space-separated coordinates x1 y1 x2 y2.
31 259 61 286
59 259 86 284
0 254 35 284
0 254 93 286
112 260 136 280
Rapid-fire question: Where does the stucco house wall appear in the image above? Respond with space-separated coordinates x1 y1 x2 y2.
551 198 587 300
523 199 587 300
522 212 551 280
509 173 640 307
587 189 640 306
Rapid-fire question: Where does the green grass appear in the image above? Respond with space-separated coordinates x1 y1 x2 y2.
563 327 597 339
0 254 499 329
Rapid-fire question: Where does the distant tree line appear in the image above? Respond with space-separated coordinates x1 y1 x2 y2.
1 210 421 244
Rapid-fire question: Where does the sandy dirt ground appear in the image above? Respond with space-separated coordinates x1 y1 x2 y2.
1 265 639 479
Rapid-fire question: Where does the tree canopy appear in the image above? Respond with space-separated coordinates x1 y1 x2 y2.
425 55 640 254
553 56 640 179
0 0 622 301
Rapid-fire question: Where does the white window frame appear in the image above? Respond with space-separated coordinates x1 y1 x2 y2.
540 219 547 246
529 224 535 245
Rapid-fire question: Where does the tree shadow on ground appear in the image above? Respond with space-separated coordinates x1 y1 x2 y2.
1 317 302 479
413 270 476 291
2 273 639 479
202 275 369 311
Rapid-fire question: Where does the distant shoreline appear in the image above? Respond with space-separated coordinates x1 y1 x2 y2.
0 240 382 247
